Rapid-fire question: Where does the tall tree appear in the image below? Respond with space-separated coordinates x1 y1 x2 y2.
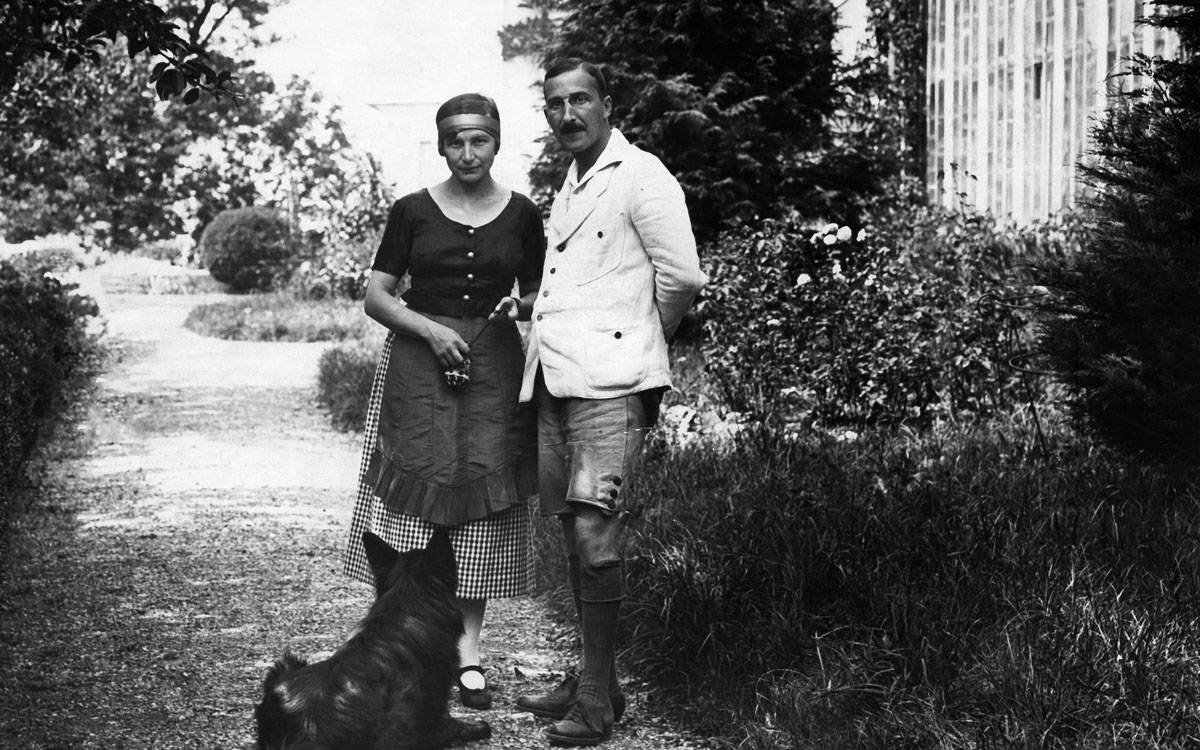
0 0 384 252
0 1 274 248
1036 0 1200 474
501 0 842 241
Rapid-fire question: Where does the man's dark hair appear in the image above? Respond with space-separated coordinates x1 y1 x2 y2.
544 57 608 98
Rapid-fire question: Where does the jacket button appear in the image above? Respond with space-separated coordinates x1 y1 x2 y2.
536 314 543 321
598 231 604 238
542 290 549 297
614 331 622 339
466 273 474 280
550 268 556 274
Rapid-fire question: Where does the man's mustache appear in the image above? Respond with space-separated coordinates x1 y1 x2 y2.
559 123 586 134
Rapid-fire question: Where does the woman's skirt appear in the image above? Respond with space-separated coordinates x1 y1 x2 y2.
343 314 536 599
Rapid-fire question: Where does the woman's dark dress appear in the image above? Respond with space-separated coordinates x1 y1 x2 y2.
343 189 544 597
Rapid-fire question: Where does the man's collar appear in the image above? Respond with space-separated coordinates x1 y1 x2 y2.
566 128 632 187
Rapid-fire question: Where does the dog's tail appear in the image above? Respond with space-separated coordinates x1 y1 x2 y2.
257 650 311 750
263 649 309 688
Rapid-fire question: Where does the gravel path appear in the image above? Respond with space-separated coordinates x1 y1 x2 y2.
0 287 711 749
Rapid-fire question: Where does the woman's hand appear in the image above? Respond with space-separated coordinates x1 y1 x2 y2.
422 322 470 368
489 296 520 324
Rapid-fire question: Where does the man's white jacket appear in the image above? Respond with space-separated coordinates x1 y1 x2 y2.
520 129 707 402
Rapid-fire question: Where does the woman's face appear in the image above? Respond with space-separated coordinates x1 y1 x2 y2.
442 128 497 185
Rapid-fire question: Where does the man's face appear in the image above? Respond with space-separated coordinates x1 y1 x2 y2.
543 68 612 157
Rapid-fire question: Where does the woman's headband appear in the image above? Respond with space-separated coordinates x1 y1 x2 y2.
436 113 501 142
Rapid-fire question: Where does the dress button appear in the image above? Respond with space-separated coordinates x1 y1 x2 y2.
467 228 475 235
467 273 474 280
463 294 470 300
467 252 475 259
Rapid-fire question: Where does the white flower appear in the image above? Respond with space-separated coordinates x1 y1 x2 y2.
822 222 838 234
836 226 852 242
809 232 821 244
856 228 867 242
823 234 837 246
796 273 812 286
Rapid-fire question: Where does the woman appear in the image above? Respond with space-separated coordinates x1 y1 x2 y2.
343 92 544 710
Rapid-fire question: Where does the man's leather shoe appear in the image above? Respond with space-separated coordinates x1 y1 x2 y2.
546 697 613 746
515 675 626 721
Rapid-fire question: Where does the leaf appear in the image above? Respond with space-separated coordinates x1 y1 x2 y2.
128 36 149 58
183 88 200 105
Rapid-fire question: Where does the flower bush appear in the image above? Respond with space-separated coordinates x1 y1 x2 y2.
702 204 1084 426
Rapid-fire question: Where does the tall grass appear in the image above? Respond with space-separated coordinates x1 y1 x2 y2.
620 408 1200 748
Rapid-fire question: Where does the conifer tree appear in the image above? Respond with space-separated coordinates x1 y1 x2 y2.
1037 0 1200 473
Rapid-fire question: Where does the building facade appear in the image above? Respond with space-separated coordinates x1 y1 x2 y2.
926 0 1179 222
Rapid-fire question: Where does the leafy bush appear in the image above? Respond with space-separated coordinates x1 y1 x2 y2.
182 293 372 342
621 414 1200 748
289 234 376 301
702 204 1084 426
198 206 295 292
315 341 380 432
0 262 100 540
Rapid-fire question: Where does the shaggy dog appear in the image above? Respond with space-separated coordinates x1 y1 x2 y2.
255 530 490 750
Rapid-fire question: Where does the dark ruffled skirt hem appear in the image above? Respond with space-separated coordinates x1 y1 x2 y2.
366 447 537 527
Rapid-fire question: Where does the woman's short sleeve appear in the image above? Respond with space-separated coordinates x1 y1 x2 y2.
372 199 412 276
516 196 546 284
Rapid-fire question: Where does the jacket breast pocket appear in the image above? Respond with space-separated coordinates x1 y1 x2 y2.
571 204 626 285
583 323 649 391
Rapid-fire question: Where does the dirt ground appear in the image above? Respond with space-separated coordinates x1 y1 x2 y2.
0 282 711 750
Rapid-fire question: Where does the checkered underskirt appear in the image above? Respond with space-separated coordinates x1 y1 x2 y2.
342 333 534 599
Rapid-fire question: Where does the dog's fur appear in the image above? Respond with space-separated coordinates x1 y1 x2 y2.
255 530 490 750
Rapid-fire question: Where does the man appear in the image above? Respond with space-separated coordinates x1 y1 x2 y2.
514 58 707 746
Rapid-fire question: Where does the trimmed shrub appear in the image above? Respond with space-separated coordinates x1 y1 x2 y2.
199 207 295 292
183 294 373 343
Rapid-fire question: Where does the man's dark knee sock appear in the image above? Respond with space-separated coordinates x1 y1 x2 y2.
577 559 623 705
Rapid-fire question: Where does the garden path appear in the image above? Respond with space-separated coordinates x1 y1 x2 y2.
0 280 709 749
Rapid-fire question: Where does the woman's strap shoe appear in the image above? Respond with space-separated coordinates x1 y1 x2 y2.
457 665 493 710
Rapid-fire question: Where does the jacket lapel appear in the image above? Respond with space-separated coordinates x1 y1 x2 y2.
549 132 626 247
